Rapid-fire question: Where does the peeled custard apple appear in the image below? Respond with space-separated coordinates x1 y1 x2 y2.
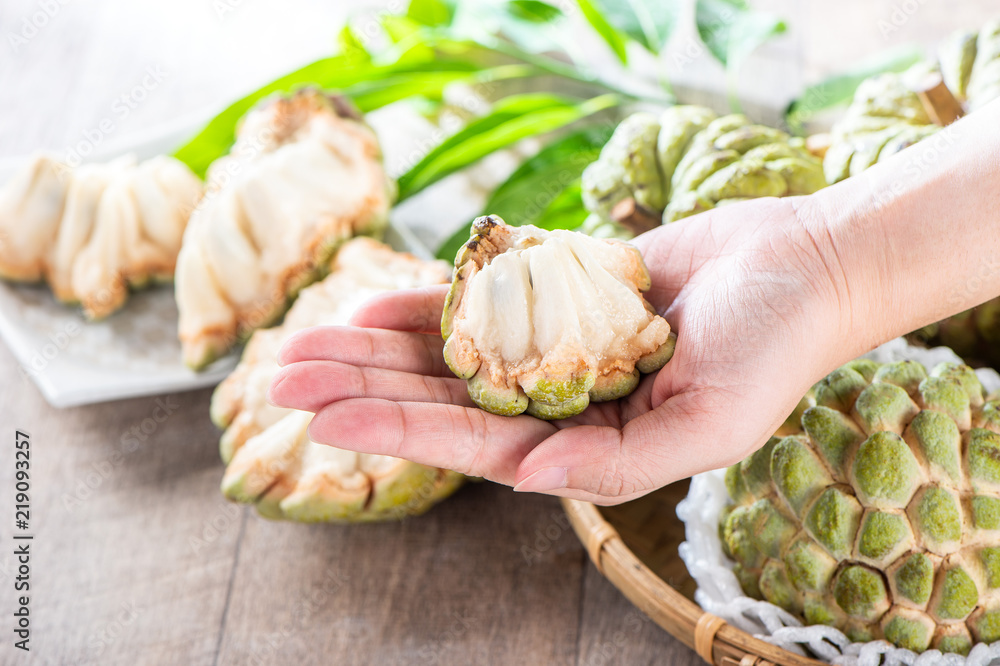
440 215 675 420
581 106 826 235
214 238 464 522
721 359 1000 654
0 153 201 318
175 88 394 369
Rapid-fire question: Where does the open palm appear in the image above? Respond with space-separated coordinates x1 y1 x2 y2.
270 197 851 505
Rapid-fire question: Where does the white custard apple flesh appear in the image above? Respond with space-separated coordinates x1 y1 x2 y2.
215 238 464 522
175 88 394 369
0 153 201 319
721 359 1000 655
441 216 675 420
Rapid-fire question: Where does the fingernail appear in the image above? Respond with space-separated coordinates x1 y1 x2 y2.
513 467 568 493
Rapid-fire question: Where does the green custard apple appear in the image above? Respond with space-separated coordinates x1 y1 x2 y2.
720 359 1000 654
581 106 827 236
441 215 675 420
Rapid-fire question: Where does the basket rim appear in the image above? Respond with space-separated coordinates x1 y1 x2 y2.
561 497 827 666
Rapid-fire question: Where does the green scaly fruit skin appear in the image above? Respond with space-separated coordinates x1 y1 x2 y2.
589 370 640 403
248 466 465 523
580 112 664 217
280 467 466 523
467 370 529 417
582 109 826 229
719 358 1000 653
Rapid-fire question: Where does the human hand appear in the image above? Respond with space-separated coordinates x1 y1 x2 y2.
269 197 855 505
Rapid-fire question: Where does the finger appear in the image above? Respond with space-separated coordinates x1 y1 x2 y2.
308 398 556 485
512 387 772 505
277 326 453 377
268 360 475 412
348 285 450 333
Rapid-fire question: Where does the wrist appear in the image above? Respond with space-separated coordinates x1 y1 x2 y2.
785 193 883 369
798 102 1000 364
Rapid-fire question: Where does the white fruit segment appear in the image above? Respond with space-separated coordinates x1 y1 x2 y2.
0 153 201 318
175 89 395 369
442 217 672 419
214 237 464 522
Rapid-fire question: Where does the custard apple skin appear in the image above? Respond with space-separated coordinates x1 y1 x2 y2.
580 107 826 237
441 215 674 420
721 360 1000 654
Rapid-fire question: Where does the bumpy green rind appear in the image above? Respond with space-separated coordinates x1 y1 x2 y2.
467 370 529 417
719 355 1000 653
882 611 933 652
805 487 862 560
905 410 962 484
850 431 921 508
893 552 936 606
931 565 978 621
582 107 826 229
834 565 890 621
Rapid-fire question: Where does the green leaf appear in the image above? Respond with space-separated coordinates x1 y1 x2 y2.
173 54 368 177
337 24 370 62
407 0 456 27
785 45 924 133
696 0 785 67
507 0 563 23
434 125 611 260
575 0 629 64
586 0 680 54
398 93 619 202
726 11 786 69
343 64 480 112
172 43 486 177
535 181 589 231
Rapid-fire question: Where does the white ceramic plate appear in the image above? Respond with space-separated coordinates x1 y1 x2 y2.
0 110 437 408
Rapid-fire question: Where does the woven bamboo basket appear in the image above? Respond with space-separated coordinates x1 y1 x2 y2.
562 480 825 666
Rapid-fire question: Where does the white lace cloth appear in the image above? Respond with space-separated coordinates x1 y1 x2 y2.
677 338 1000 666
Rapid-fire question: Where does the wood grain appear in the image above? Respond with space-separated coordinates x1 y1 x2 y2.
2 2 999 665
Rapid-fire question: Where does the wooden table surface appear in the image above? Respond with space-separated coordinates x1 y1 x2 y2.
0 2 995 664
